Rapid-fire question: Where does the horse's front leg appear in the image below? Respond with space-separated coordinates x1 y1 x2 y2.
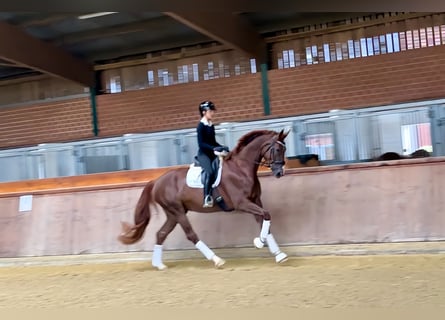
238 201 271 245
238 201 288 264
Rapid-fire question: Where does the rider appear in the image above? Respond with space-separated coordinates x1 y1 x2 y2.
196 101 229 208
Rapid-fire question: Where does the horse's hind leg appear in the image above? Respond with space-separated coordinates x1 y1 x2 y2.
176 213 225 268
151 213 177 270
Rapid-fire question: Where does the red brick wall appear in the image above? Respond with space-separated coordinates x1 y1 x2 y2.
0 97 92 149
1 45 445 149
96 73 264 137
268 45 445 117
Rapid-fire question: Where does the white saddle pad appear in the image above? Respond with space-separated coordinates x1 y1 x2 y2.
186 159 224 189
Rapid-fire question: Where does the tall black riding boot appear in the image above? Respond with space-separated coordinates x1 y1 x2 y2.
203 172 214 208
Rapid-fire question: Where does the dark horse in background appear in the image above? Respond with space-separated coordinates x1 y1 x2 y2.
374 148 430 161
118 129 290 270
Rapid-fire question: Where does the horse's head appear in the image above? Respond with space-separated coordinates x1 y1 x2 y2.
261 129 289 178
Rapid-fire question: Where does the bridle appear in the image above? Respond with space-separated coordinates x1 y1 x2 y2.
255 138 286 168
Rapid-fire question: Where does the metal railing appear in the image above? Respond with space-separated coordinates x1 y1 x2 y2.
1 99 444 183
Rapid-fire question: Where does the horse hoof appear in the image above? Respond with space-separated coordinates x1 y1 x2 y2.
153 263 168 271
275 252 288 264
253 237 264 249
212 256 226 268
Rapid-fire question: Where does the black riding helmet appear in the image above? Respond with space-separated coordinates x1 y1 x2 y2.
199 101 216 116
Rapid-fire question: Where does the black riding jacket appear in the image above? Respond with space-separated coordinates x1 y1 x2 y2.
196 120 222 160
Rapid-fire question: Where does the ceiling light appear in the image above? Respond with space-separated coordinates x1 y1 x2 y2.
77 12 117 20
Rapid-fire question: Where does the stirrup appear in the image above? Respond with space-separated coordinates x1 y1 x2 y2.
203 195 214 208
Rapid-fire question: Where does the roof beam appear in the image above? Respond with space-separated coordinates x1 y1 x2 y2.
94 43 230 70
17 13 77 28
251 12 373 34
264 12 434 43
0 21 95 87
0 58 21 67
88 34 213 62
164 12 267 63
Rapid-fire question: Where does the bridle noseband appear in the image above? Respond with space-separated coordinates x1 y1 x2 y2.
255 139 286 168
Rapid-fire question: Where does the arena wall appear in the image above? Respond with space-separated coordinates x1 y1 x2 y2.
1 157 444 258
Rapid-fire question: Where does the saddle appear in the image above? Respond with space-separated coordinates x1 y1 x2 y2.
186 151 227 189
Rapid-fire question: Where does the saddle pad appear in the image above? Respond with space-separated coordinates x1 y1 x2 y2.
186 162 223 189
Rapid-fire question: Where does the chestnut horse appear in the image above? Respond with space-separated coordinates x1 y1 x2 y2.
118 129 289 270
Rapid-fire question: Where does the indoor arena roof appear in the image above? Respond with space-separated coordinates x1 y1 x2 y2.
0 12 380 85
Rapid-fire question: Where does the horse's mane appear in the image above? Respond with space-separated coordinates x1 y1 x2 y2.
226 129 277 160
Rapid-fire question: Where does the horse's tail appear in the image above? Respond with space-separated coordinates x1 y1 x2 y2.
118 181 155 245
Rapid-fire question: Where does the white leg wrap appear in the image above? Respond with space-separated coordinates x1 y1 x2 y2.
195 240 215 260
260 219 271 241
266 233 280 255
152 244 164 266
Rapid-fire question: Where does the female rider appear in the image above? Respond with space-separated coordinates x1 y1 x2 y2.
196 101 229 207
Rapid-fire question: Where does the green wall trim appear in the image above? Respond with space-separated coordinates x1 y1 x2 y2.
260 63 270 116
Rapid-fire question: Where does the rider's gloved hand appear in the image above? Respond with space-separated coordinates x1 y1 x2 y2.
214 146 225 153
